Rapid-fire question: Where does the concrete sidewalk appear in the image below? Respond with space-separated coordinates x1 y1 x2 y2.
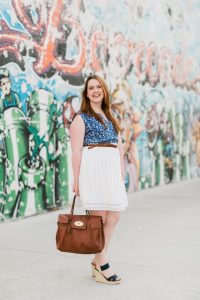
0 179 200 300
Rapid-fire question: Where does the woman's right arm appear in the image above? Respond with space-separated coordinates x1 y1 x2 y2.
69 115 85 195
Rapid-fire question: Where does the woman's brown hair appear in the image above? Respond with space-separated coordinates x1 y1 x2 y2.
80 75 120 133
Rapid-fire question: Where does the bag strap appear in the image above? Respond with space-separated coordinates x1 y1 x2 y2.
70 195 90 216
70 195 76 214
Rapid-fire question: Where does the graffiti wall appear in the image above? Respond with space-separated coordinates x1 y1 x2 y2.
0 0 200 221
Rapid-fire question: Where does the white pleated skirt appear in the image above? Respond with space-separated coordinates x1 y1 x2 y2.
79 146 128 211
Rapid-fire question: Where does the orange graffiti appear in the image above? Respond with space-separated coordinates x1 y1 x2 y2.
90 25 108 72
12 0 45 35
33 1 86 75
0 0 86 76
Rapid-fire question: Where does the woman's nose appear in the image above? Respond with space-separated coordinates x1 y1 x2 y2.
94 87 99 92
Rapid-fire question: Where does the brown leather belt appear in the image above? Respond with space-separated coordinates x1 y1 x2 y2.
84 143 118 149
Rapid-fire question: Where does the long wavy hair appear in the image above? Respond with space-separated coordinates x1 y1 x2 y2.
80 75 120 133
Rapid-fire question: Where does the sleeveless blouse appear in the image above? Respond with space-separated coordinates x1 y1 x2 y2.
79 113 118 146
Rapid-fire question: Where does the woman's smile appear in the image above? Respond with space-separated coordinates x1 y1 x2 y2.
91 93 102 100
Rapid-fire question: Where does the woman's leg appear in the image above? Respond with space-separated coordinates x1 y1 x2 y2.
91 210 120 278
103 211 120 254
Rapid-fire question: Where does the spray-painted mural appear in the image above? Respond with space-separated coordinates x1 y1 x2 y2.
0 0 200 221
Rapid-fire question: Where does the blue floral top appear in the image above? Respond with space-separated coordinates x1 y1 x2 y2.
79 113 118 146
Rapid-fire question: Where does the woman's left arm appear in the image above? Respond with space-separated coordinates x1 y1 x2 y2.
118 132 125 180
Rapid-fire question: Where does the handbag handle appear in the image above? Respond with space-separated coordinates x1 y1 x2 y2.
70 195 90 215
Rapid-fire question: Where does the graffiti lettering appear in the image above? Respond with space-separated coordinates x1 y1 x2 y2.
12 0 45 36
133 41 200 94
172 54 185 87
146 42 159 87
0 0 86 78
158 48 172 86
0 19 28 69
113 33 132 77
134 42 147 84
90 25 108 72
0 0 200 93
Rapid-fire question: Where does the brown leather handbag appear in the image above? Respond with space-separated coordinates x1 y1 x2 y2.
56 195 105 254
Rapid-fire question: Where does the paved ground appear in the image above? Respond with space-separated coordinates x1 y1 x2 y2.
0 178 200 300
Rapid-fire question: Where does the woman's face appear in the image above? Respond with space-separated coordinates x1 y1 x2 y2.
86 79 104 105
0 77 11 96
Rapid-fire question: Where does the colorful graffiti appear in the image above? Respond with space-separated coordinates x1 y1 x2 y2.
0 0 200 221
0 70 69 220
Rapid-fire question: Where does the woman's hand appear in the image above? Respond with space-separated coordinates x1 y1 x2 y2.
73 180 80 196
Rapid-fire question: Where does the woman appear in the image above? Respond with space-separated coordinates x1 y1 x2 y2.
70 75 128 285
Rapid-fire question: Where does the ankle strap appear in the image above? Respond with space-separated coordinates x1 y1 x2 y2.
100 263 110 271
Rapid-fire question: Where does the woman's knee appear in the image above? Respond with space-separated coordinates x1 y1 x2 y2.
105 211 120 227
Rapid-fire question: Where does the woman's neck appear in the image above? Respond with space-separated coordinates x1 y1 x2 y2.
90 103 103 114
